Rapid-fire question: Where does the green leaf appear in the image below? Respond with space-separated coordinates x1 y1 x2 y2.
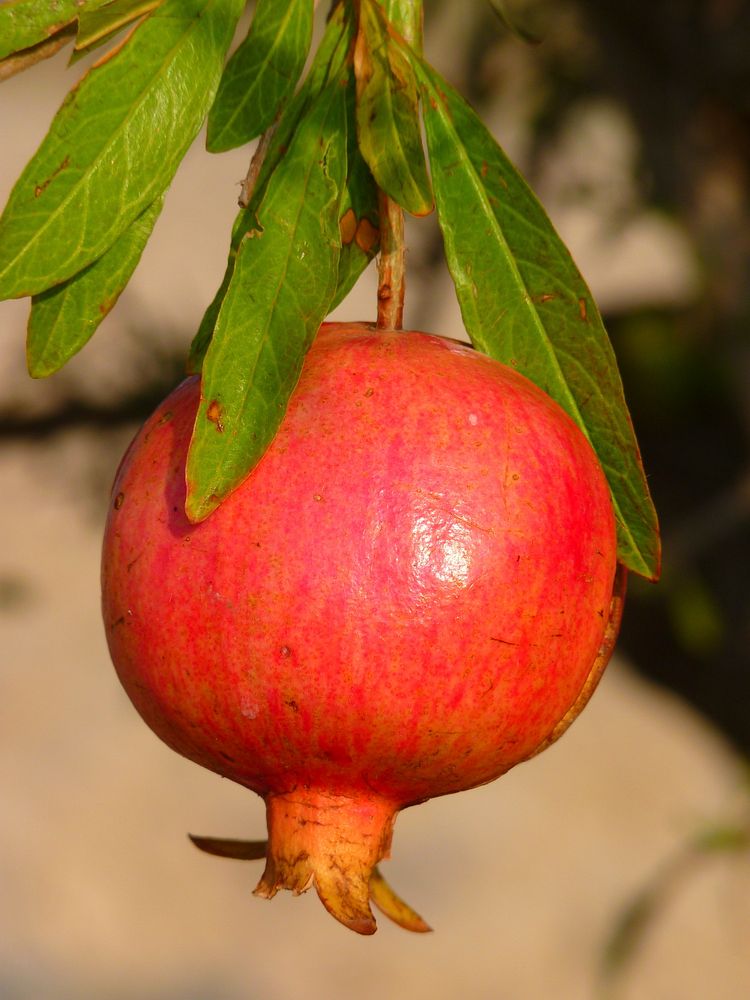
354 0 432 217
332 75 380 311
26 195 163 378
187 259 235 377
0 0 110 61
206 0 314 153
188 1 354 373
185 76 348 523
0 0 243 300
72 0 163 61
415 58 660 580
381 0 424 53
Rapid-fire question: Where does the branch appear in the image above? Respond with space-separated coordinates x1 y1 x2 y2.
376 188 405 329
0 26 77 83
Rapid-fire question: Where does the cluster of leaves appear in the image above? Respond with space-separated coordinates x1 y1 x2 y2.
0 0 659 578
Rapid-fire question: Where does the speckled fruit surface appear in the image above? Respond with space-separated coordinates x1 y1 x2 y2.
101 322 621 933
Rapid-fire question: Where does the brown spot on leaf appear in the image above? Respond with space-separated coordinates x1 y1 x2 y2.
207 400 224 433
578 297 588 321
98 294 117 315
34 156 70 198
538 293 556 303
340 208 357 245
355 218 379 254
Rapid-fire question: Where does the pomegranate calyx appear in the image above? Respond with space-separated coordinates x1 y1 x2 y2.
188 831 432 933
188 834 267 860
253 790 398 935
369 866 432 933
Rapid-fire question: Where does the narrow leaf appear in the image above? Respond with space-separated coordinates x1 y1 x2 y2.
0 0 244 300
188 1 354 373
185 77 348 523
415 58 660 579
333 149 380 310
0 0 110 61
354 0 432 216
73 0 162 60
26 195 163 378
381 0 424 53
206 0 314 153
332 73 380 310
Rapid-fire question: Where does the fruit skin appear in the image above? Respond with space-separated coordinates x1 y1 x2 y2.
101 322 620 932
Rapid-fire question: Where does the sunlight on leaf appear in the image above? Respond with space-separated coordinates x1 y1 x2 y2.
0 0 243 300
413 55 660 579
207 0 314 153
185 75 348 522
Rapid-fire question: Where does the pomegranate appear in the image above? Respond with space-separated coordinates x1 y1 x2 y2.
101 322 623 934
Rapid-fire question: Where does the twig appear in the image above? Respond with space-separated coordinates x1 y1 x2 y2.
238 123 279 209
0 26 76 83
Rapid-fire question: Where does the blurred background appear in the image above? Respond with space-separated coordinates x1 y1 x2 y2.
1 1 748 997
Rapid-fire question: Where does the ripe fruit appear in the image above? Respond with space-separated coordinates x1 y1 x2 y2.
102 322 623 934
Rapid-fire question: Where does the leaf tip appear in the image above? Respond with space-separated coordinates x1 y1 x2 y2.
184 488 220 526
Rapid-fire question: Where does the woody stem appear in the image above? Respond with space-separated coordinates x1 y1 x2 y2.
376 189 406 330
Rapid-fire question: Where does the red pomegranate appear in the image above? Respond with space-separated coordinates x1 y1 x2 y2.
101 322 623 934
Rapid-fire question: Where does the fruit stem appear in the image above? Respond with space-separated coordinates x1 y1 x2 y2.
374 0 423 331
376 189 406 330
254 789 398 935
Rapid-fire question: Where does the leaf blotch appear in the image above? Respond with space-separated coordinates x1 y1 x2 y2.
33 155 70 198
340 208 357 245
207 400 225 433
355 218 379 253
